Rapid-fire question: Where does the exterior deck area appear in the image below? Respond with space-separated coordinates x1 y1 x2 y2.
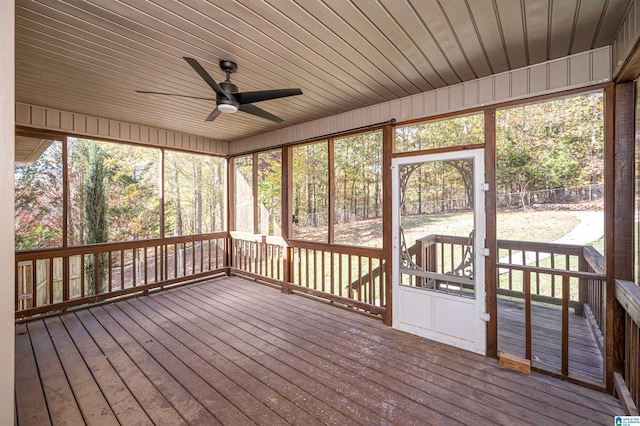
15 276 622 425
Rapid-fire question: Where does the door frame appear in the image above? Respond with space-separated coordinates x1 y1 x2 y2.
391 148 487 354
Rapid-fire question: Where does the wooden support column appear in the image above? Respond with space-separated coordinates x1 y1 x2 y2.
328 139 335 244
62 137 69 302
281 147 292 293
226 157 235 273
382 124 393 326
614 81 635 281
252 153 259 235
605 84 616 392
484 109 498 359
609 81 636 392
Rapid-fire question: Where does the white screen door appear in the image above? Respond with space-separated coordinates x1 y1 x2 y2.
392 149 486 354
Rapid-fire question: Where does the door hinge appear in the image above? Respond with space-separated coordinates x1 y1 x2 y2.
481 312 491 322
481 183 490 191
480 248 490 256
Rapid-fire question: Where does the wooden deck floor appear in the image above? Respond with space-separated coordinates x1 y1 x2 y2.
16 276 622 425
497 297 604 383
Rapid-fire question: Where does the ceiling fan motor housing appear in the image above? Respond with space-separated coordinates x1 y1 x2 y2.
217 81 239 113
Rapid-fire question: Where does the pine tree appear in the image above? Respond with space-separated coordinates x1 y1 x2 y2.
83 141 108 295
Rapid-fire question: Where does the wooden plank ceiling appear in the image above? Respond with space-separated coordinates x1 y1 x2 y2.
15 0 631 142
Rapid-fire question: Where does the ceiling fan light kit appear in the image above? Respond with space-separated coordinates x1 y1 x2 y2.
217 103 238 113
136 57 302 123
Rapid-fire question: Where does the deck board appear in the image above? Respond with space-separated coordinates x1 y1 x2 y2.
16 276 623 425
497 297 604 382
135 295 358 425
14 324 50 426
219 278 618 424
26 320 85 425
43 316 120 425
65 310 185 425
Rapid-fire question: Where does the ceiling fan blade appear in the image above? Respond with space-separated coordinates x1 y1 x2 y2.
136 90 216 102
205 108 221 122
239 104 283 123
233 88 302 105
183 57 230 100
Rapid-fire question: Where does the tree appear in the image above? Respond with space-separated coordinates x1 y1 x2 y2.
14 142 63 250
496 93 604 208
82 141 108 295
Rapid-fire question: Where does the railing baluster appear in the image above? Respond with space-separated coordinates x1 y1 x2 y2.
48 257 54 304
358 256 363 302
164 244 169 280
304 248 309 288
508 249 513 290
368 257 373 305
551 254 556 297
184 243 188 277
94 253 100 293
132 249 137 288
154 246 158 282
144 247 149 285
108 252 113 292
562 274 570 376
190 241 194 276
321 250 326 293
535 251 540 295
348 255 353 300
200 239 204 273
330 252 335 296
338 253 343 297
80 255 85 297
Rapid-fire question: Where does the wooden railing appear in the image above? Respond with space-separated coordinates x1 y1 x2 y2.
229 232 285 283
414 234 474 296
289 240 386 315
583 247 606 337
496 240 606 382
614 279 640 414
229 233 387 317
416 234 607 382
497 239 584 303
15 232 228 318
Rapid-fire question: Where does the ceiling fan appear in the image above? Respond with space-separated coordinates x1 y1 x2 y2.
136 57 303 123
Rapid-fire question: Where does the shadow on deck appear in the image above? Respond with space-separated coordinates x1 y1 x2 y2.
16 276 621 425
498 297 603 383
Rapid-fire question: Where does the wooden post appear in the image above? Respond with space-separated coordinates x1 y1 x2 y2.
62 137 69 302
610 81 636 392
577 255 588 317
160 149 165 239
525 271 531 361
226 157 235 273
415 239 424 288
382 124 393 326
281 147 292 293
604 84 617 392
562 275 570 376
252 152 259 235
614 81 635 282
484 108 498 359
328 138 335 244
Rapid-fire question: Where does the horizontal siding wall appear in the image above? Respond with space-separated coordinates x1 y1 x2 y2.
612 0 640 79
15 103 229 155
231 47 611 154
